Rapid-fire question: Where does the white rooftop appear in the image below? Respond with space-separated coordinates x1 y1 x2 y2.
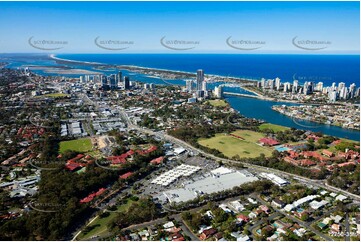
163 168 258 203
151 164 201 186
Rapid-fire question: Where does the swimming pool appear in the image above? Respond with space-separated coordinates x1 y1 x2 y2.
274 145 290 152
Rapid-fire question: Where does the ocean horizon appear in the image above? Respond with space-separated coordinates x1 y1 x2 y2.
55 53 360 87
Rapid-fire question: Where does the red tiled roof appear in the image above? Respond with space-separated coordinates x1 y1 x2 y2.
307 134 321 141
322 150 333 157
258 137 279 146
136 145 157 155
338 161 356 167
119 172 133 180
237 214 249 222
299 159 316 166
288 150 299 158
332 140 342 145
80 187 106 204
108 146 158 165
65 162 83 171
95 188 106 196
302 151 328 161
150 156 164 165
67 154 85 163
200 228 217 240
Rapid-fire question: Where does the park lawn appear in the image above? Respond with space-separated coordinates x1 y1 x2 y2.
59 138 92 154
78 199 136 240
259 123 290 132
339 138 360 144
231 130 265 143
207 99 228 107
198 130 272 158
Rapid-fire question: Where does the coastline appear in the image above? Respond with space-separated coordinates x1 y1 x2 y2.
49 54 258 84
49 54 335 106
49 54 103 65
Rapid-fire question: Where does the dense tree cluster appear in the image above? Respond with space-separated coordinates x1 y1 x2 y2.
260 127 306 143
108 197 158 231
0 163 118 240
327 165 360 194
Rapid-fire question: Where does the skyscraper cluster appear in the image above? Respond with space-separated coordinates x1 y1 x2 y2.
79 71 131 90
257 78 359 102
186 69 219 99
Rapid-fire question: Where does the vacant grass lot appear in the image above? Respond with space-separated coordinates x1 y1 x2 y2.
259 123 290 132
59 138 92 154
207 99 228 107
198 130 272 158
78 199 136 240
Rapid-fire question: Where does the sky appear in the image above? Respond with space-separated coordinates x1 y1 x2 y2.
0 1 359 54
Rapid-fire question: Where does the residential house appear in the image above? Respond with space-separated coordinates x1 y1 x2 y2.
331 224 341 233
259 205 270 214
322 150 334 158
237 214 250 223
330 214 343 224
272 198 285 208
199 228 217 240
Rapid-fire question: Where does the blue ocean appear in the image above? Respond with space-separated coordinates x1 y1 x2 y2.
56 54 360 87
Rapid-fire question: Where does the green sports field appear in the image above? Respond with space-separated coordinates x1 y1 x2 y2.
198 130 272 158
59 138 92 154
